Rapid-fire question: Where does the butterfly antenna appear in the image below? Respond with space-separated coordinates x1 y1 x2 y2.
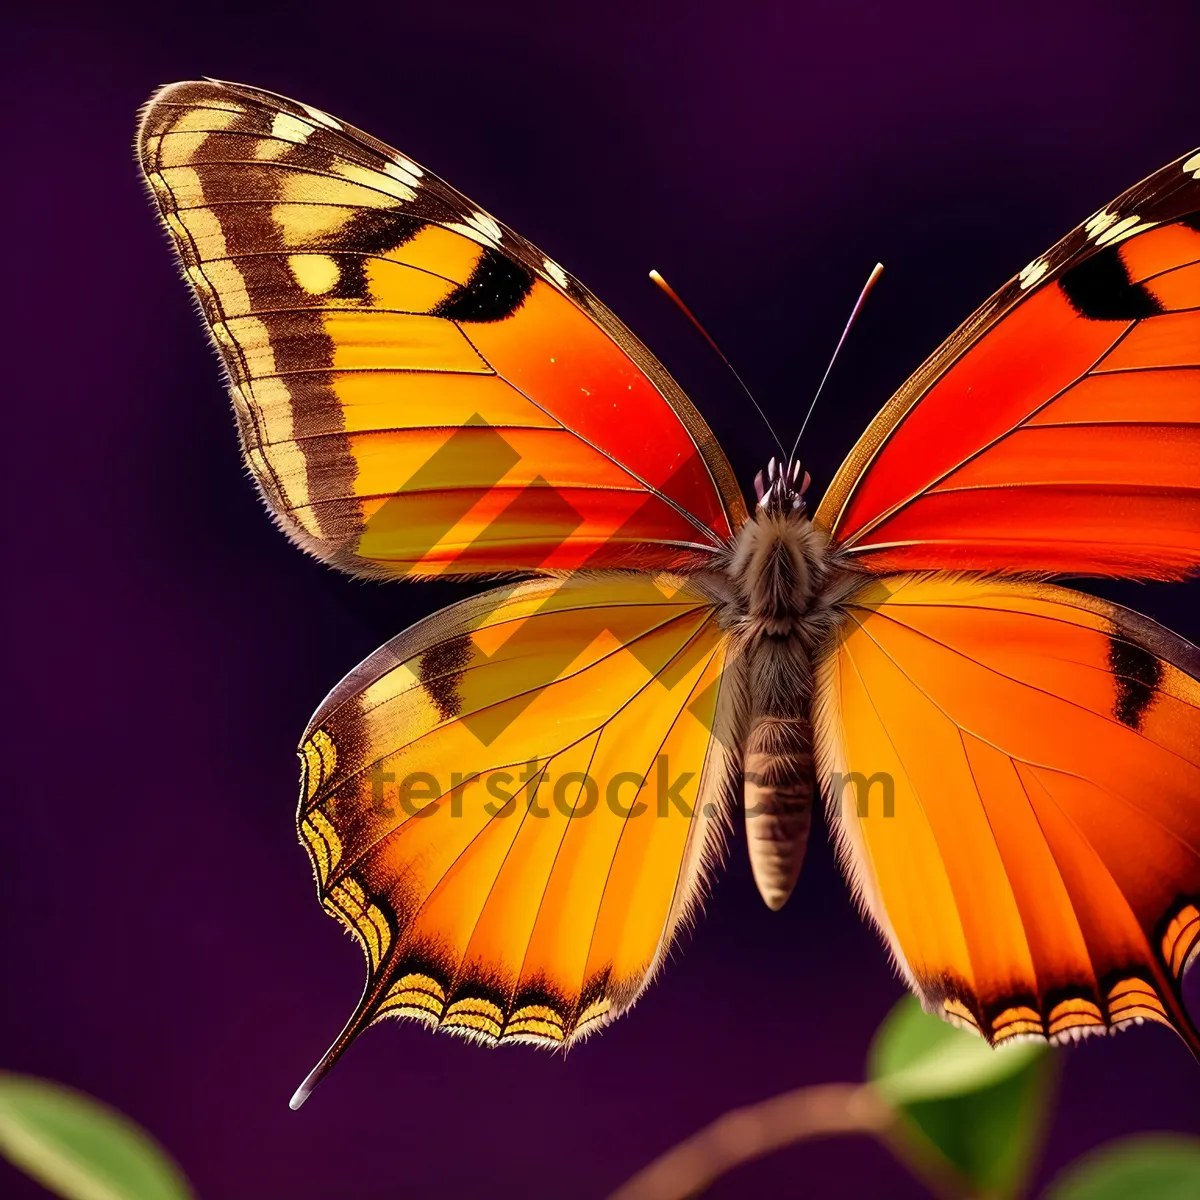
789 262 885 464
649 268 786 459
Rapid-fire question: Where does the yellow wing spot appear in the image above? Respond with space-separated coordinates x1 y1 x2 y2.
309 810 341 864
300 808 343 887
449 210 503 248
1106 977 1168 1025
1018 258 1049 290
1086 209 1120 240
444 998 504 1038
157 130 209 163
244 375 293 441
994 1022 1044 1042
167 105 242 135
575 997 612 1033
160 165 204 208
278 171 397 209
1185 151 1200 180
312 728 337 775
1047 998 1103 1038
254 138 291 162
225 314 278 377
244 440 319 537
194 260 251 317
542 256 570 289
336 161 417 204
992 1004 1043 1041
376 997 439 1024
325 877 391 968
1161 903 1200 975
174 207 227 260
300 817 329 883
272 202 353 243
942 998 980 1031
289 253 342 295
376 973 445 1022
387 156 424 183
393 973 445 1004
505 1019 565 1042
1095 214 1155 247
300 729 337 799
505 1003 566 1042
271 111 315 145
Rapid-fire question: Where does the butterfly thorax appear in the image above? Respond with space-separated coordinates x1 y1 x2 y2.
714 509 846 910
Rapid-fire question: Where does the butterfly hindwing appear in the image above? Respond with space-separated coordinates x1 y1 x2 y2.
816 150 1200 579
815 573 1200 1052
291 572 736 1103
138 80 746 579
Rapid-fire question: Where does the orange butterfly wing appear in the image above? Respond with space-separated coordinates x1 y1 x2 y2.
291 573 736 1104
138 80 746 577
817 574 1200 1053
816 150 1200 579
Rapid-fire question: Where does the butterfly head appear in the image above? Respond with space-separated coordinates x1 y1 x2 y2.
754 457 811 517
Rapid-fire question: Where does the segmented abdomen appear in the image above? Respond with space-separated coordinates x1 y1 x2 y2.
743 715 814 910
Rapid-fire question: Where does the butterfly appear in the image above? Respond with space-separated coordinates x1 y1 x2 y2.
138 79 1200 1109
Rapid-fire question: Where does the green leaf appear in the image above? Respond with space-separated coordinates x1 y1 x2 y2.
868 996 1054 1199
1044 1134 1200 1199
0 1073 193 1200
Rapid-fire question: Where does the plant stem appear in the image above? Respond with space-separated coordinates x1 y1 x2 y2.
606 1081 976 1200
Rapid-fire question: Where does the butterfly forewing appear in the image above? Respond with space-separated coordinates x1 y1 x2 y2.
138 80 746 579
816 150 1200 579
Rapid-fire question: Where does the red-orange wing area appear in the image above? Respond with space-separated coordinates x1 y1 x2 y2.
819 574 1200 1054
138 79 746 578
817 151 1200 580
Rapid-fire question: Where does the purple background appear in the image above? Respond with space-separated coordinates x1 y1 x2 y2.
5 1 1200 1196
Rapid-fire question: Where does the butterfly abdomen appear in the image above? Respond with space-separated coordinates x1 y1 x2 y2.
726 509 840 909
744 715 815 910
